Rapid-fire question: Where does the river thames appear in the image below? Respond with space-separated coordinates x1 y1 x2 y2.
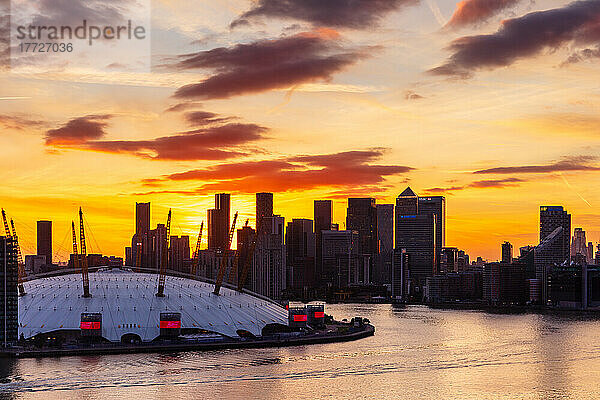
2 304 600 399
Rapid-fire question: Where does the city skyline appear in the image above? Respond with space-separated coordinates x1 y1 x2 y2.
2 0 600 261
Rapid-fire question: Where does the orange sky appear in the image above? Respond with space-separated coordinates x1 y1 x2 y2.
1 0 599 262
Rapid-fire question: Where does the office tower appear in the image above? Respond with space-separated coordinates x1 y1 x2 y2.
502 242 513 264
208 193 231 250
376 204 394 285
252 215 286 299
346 198 377 283
534 226 565 304
314 200 332 285
286 219 315 290
256 193 274 234
36 220 52 267
392 249 409 301
169 236 190 272
237 225 256 289
125 246 132 267
136 202 150 234
321 230 361 287
588 242 594 264
441 247 458 273
540 206 571 264
418 196 446 272
571 228 586 256
457 250 469 271
1 236 18 347
596 244 600 265
395 187 436 290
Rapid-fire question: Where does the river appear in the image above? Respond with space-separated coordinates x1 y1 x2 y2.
2 304 600 399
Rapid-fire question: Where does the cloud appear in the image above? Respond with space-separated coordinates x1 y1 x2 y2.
445 0 523 28
184 111 233 126
30 0 131 27
164 102 204 113
45 114 112 145
474 156 600 174
563 45 600 64
45 115 268 161
424 177 525 193
405 90 424 100
0 114 46 130
230 0 418 30
171 30 374 100
431 0 600 77
139 149 413 194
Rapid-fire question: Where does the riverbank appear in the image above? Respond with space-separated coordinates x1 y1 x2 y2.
0 323 375 359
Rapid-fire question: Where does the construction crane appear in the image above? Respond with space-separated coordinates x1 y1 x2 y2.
190 221 203 276
237 223 258 292
156 209 171 297
213 211 238 295
2 209 26 296
79 207 91 298
71 221 80 273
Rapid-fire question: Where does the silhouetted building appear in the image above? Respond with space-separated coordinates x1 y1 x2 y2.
418 196 445 272
286 219 315 290
253 216 286 300
314 200 332 286
136 202 150 234
395 188 436 292
535 226 566 304
502 241 513 264
376 204 394 285
321 230 362 287
256 192 274 234
197 249 237 284
392 249 409 301
1 236 18 346
208 193 231 250
540 206 571 264
36 220 52 268
440 247 458 273
426 270 482 303
169 236 190 272
236 225 256 289
547 264 584 309
483 262 528 305
346 198 377 283
571 228 589 261
24 255 46 275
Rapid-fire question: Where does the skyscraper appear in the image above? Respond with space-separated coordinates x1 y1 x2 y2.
169 236 190 272
502 241 513 264
36 220 52 267
135 202 150 234
256 193 274 234
346 198 377 283
418 196 445 271
208 193 231 250
321 229 361 287
1 236 18 347
395 187 436 292
571 228 587 260
286 219 315 290
314 200 332 285
376 204 394 285
540 206 571 264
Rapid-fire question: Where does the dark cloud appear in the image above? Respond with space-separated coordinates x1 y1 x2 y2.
0 2 9 70
563 45 600 64
164 102 204 113
230 0 418 29
172 31 373 100
0 114 46 130
445 0 523 28
45 114 111 145
474 156 600 174
30 0 130 27
431 0 600 78
424 177 525 193
184 111 233 126
140 149 412 194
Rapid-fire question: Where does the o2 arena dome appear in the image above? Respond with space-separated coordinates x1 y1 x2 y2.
18 269 288 342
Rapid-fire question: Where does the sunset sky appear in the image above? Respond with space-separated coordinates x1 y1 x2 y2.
1 0 599 262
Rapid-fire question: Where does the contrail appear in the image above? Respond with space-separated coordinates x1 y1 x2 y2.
0 96 31 100
559 173 592 207
426 0 447 26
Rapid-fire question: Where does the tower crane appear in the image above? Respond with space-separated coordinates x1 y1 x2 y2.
190 221 203 276
71 221 80 273
79 207 91 298
156 209 171 297
213 212 238 295
2 209 27 296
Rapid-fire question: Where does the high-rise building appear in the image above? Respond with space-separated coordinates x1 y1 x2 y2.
376 204 394 285
346 198 377 283
256 193 274 234
1 236 18 347
418 196 445 272
286 219 315 290
252 215 286 299
36 220 52 267
314 200 332 286
135 202 150 234
502 241 513 264
169 236 190 272
540 206 571 264
208 193 231 250
321 230 363 287
596 244 600 266
441 247 458 273
395 187 436 291
535 226 566 304
571 228 587 258
587 242 594 264
392 248 409 301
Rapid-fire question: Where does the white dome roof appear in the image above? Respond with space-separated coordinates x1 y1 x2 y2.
18 270 287 341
